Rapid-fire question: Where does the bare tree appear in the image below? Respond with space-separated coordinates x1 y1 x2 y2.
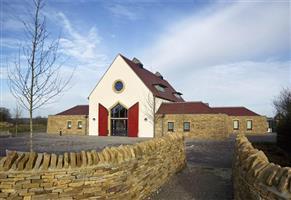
8 0 73 151
13 104 22 137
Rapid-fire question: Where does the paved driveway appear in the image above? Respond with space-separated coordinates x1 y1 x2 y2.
0 133 148 156
149 133 277 200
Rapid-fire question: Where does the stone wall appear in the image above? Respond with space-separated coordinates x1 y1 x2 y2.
0 133 186 199
47 115 88 135
233 135 291 200
227 116 268 135
155 114 229 139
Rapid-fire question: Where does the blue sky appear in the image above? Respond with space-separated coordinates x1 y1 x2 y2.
1 0 290 117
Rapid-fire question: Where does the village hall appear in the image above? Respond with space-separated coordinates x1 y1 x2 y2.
47 54 268 137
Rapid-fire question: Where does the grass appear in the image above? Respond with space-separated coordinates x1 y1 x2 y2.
253 142 291 167
0 124 47 135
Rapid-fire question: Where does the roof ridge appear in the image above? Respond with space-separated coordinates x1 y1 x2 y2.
212 106 245 108
162 101 204 104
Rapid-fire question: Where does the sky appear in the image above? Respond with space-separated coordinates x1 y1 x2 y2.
0 0 290 118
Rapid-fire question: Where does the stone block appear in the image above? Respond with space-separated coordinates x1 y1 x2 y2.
64 153 69 168
25 152 37 170
69 152 76 168
33 153 43 170
17 153 30 170
86 152 92 166
76 152 82 167
49 154 57 169
40 153 50 170
81 151 87 166
3 151 18 170
57 155 63 169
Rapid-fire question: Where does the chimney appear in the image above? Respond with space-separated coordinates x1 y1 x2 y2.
132 57 143 68
155 72 163 79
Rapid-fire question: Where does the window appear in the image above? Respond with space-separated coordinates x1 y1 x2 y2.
154 85 165 92
233 120 239 130
67 121 72 129
77 121 82 129
183 122 190 132
168 122 174 132
113 80 124 92
247 120 252 130
174 93 182 99
111 103 127 118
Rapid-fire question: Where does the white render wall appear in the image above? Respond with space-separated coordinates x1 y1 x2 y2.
89 55 156 137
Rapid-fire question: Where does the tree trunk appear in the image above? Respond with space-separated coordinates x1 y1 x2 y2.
29 109 33 152
15 123 18 137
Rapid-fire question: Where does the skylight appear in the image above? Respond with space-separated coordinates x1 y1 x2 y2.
155 85 165 92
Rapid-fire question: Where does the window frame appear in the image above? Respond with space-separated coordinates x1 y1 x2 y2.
113 80 125 93
183 122 190 132
67 121 72 129
233 120 239 130
77 121 82 129
168 122 174 132
154 84 165 92
246 120 253 130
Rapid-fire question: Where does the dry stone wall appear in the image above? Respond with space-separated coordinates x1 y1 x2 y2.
0 133 186 199
233 135 291 200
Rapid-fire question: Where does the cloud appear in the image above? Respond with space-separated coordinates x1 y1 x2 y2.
55 12 108 67
107 4 138 20
142 2 290 69
140 1 290 116
1 11 110 117
179 60 290 116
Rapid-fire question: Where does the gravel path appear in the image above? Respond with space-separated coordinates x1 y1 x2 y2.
149 133 276 200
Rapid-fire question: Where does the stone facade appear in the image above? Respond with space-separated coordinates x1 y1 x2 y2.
155 114 268 139
0 133 186 199
47 115 88 135
227 116 268 135
233 135 291 200
155 114 229 138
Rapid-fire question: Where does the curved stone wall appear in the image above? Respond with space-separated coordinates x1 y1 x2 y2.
233 135 291 200
0 133 186 199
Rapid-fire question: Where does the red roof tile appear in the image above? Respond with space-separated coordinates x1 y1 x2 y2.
157 103 261 116
56 105 89 115
212 107 260 116
156 102 214 114
120 55 184 102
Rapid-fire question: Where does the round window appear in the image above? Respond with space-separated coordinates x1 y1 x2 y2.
114 80 124 92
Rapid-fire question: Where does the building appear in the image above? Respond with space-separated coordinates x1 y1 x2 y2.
47 54 268 137
47 105 89 135
155 102 267 138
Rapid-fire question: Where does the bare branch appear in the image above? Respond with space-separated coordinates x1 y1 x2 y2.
7 0 73 145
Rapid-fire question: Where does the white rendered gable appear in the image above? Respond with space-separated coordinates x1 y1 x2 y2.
89 54 155 137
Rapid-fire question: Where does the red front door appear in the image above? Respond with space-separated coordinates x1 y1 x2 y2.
128 102 139 137
98 104 108 136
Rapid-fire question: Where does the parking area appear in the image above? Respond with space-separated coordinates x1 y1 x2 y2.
0 132 149 156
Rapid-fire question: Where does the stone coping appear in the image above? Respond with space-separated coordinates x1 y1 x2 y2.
0 133 184 172
234 134 291 199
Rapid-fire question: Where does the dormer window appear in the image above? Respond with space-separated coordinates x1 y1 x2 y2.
173 92 182 99
154 84 166 92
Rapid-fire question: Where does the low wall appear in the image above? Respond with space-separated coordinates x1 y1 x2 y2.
0 133 186 199
233 135 291 200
